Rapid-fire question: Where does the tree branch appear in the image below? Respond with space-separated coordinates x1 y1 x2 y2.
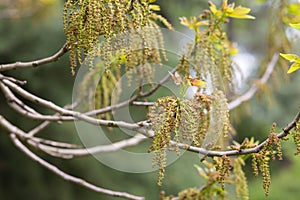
132 101 154 106
9 133 144 200
170 110 300 157
28 134 148 158
228 53 279 110
0 113 147 158
1 78 152 136
0 43 68 71
2 68 298 159
27 102 78 137
0 74 27 85
0 81 41 115
84 65 179 116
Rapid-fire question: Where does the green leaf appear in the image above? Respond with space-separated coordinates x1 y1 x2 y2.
290 23 300 29
226 6 256 19
287 63 300 74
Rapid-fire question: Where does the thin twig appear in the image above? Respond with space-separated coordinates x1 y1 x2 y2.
0 43 68 71
28 134 148 158
27 102 79 137
30 137 81 149
0 114 147 158
0 81 41 115
0 73 27 85
2 79 151 136
228 53 279 110
170 110 300 156
85 65 178 116
132 101 154 106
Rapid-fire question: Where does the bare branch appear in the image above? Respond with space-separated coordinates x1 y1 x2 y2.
0 113 147 158
29 137 81 149
27 120 54 136
28 134 148 158
132 101 154 106
1 78 152 136
0 115 26 138
0 81 41 115
9 133 145 200
0 74 27 85
27 102 78 137
0 43 68 71
228 53 279 110
0 115 147 199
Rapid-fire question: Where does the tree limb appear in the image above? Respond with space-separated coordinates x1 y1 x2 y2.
1 78 152 136
0 113 147 158
0 43 68 71
3 71 299 158
9 133 145 200
228 53 279 110
170 110 300 157
84 65 179 116
28 134 148 158
27 102 78 137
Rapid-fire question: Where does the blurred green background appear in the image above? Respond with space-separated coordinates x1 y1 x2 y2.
0 0 299 199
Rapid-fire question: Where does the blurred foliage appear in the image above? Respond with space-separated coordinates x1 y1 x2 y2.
0 0 300 200
280 24 300 74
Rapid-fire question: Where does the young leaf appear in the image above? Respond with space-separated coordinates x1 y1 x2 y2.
280 53 300 73
226 6 256 19
290 23 300 29
287 63 300 74
280 53 300 63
